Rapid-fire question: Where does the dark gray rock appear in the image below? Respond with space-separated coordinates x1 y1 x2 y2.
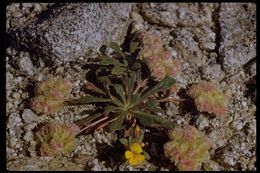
219 3 256 73
12 3 134 65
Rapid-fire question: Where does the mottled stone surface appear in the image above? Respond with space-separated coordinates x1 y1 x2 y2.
12 3 134 65
219 3 256 73
171 28 208 68
6 2 256 171
141 3 216 27
7 157 85 171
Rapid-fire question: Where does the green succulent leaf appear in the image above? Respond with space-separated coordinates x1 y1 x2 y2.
104 105 120 115
133 76 176 107
143 150 151 160
128 71 137 93
130 41 139 53
104 105 120 112
99 56 121 66
145 99 159 109
112 84 126 103
131 110 173 128
119 138 128 146
65 96 111 105
142 76 176 99
107 112 127 132
136 115 155 127
110 42 121 52
99 76 112 86
137 130 144 143
129 93 141 108
122 59 129 66
110 42 125 58
111 66 126 75
110 95 125 107
129 135 133 145
132 62 141 70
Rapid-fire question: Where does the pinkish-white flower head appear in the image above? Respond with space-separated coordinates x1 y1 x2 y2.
138 31 182 80
188 81 229 117
164 126 211 171
31 77 72 114
36 122 80 156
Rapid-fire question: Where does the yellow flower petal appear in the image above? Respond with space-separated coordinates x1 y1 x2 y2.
129 157 138 166
125 151 133 159
130 143 142 154
136 154 145 163
128 154 145 166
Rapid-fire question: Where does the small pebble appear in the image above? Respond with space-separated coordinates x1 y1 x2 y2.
241 101 247 107
196 114 209 130
9 137 18 148
22 109 39 124
223 154 236 166
12 93 20 100
230 119 244 131
23 131 33 142
18 56 35 75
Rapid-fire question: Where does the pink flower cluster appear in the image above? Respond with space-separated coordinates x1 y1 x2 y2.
138 31 182 80
164 126 211 171
188 81 229 117
30 77 72 114
36 122 80 156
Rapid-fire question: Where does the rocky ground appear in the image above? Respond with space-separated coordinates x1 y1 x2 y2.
6 3 256 171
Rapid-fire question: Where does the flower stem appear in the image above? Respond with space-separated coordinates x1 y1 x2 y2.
76 116 109 135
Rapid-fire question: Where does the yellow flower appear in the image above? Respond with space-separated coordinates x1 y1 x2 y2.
125 143 145 166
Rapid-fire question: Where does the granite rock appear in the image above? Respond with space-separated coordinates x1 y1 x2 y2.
141 3 216 27
12 3 134 65
219 3 256 73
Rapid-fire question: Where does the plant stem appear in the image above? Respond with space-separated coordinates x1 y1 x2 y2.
76 116 109 135
133 79 148 95
96 117 118 130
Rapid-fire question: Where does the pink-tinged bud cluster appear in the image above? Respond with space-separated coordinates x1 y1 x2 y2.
164 126 211 171
138 31 182 80
188 81 229 117
34 77 72 99
30 78 72 114
35 122 80 156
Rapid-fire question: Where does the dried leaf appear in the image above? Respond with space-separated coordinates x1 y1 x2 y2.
85 82 106 95
74 113 103 126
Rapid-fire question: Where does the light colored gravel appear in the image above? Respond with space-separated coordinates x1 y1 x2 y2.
6 2 256 171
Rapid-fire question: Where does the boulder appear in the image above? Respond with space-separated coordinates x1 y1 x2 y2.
12 3 134 65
